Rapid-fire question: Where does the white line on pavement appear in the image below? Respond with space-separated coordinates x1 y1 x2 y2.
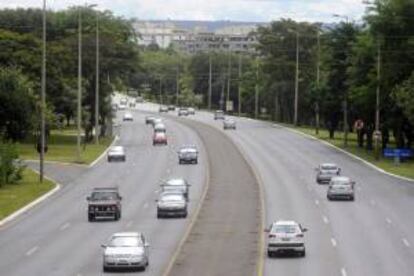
402 238 411 248
26 246 39 256
60 222 70 231
341 268 348 276
386 218 392 225
370 199 376 206
331 238 337 247
323 216 329 224
315 199 320 206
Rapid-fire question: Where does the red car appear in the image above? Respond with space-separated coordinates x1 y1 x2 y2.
153 132 167 146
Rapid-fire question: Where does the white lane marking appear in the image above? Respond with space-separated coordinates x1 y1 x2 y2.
386 218 392 225
60 222 70 231
143 203 149 209
370 199 376 206
315 199 320 206
322 216 329 224
341 268 348 276
331 238 337 247
26 246 38 256
402 238 411 248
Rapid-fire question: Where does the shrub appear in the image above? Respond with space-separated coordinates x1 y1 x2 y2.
0 143 26 186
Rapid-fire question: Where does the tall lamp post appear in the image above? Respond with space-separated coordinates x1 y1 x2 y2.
94 5 99 145
333 14 350 147
40 0 47 182
288 28 300 126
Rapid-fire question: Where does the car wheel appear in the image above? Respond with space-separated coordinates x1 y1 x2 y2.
179 160 182 164
157 213 161 219
88 214 94 222
267 251 273 258
122 157 126 162
300 249 306 257
350 195 355 201
103 266 110 272
183 212 188 218
107 157 111 162
327 195 332 201
114 212 120 221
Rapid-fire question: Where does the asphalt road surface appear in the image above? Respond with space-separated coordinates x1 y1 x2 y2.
0 109 207 276
139 103 414 276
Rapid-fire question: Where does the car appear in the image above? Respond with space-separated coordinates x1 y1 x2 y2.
214 110 225 120
315 163 341 184
120 98 128 105
188 107 195 115
160 178 190 201
159 106 169 113
153 132 167 145
266 220 307 257
151 117 163 127
107 146 126 162
87 187 122 222
102 232 150 272
129 101 136 108
178 108 189 116
118 103 127 110
223 118 236 130
145 116 155 125
327 176 355 201
136 96 144 103
168 105 176 111
123 112 133 121
156 192 188 218
111 103 118 112
178 146 198 164
154 123 166 133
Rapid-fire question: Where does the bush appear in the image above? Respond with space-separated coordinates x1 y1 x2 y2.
0 143 26 186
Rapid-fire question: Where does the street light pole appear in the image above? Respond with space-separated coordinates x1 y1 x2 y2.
238 54 242 116
255 58 259 119
40 0 46 183
294 31 299 126
208 53 212 110
77 6 82 162
226 48 232 111
315 30 320 135
375 39 381 160
94 7 100 145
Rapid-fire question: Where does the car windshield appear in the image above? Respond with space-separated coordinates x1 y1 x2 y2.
331 179 350 185
161 195 184 202
109 236 142 247
166 179 185 185
180 148 196 153
91 191 118 201
110 147 123 153
273 224 299 234
321 165 337 170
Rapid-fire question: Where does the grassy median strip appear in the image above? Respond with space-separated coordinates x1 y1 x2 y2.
17 128 113 165
287 125 414 180
0 169 55 220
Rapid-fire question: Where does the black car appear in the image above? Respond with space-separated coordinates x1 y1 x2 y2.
87 187 122 221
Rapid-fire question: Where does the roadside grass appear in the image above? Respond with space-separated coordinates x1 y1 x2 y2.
0 169 55 220
287 125 414 180
17 127 113 165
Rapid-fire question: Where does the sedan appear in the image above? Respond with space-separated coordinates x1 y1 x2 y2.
160 178 190 201
327 176 355 201
188 107 195 115
107 146 126 162
315 163 341 184
266 220 307 257
102 232 149 272
151 117 163 127
223 118 236 130
159 106 169 113
178 108 189 116
145 116 155 125
154 123 166 134
123 112 133 121
214 110 225 120
156 192 188 218
178 146 198 164
168 105 176 111
153 132 167 145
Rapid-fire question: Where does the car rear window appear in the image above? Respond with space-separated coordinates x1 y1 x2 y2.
273 225 299 234
91 192 118 201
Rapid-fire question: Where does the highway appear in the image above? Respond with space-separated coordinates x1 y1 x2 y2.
0 108 208 276
139 103 414 276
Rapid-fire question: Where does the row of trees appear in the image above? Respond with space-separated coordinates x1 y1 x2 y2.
0 7 140 142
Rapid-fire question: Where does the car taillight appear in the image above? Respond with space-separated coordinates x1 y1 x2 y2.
269 234 276 238
296 233 304 238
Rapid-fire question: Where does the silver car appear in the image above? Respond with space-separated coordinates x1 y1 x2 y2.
315 163 341 184
266 220 307 257
151 117 163 127
102 232 150 272
214 110 225 120
178 146 198 164
156 192 188 218
154 123 166 133
160 178 190 201
159 106 168 113
327 176 355 201
188 107 195 115
107 146 126 162
223 118 236 130
123 112 133 121
178 108 189 116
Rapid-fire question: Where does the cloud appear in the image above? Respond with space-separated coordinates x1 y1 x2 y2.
0 0 366 22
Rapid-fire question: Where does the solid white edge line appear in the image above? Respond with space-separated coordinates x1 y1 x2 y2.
0 170 61 227
89 135 119 167
331 238 337 247
275 124 414 183
402 238 411 248
341 267 348 276
25 246 39 256
323 216 329 224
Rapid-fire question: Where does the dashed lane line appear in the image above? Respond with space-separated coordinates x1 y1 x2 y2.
26 246 39 257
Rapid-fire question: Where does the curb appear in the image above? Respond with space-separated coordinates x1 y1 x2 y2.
24 160 87 168
89 135 119 167
0 169 61 227
276 124 414 183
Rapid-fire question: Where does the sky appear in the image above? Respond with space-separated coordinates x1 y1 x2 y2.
0 0 367 22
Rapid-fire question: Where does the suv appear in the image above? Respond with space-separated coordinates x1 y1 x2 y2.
87 187 122 221
266 220 307 257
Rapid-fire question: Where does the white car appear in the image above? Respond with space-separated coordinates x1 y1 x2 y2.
151 118 163 127
154 123 166 133
266 220 307 257
123 112 133 121
188 107 195 115
118 103 127 110
223 118 236 130
102 232 150 272
107 146 126 162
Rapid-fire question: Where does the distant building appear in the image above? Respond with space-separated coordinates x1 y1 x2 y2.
133 20 267 54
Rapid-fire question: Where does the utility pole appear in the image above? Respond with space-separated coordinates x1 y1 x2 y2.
208 53 212 110
315 30 320 135
40 0 46 182
375 39 381 160
159 76 162 105
343 96 348 147
238 54 242 116
94 8 100 145
226 49 232 111
255 58 259 119
176 66 179 106
77 6 82 162
294 31 299 126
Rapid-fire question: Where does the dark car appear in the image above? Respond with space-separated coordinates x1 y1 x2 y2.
168 105 176 111
87 187 122 221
